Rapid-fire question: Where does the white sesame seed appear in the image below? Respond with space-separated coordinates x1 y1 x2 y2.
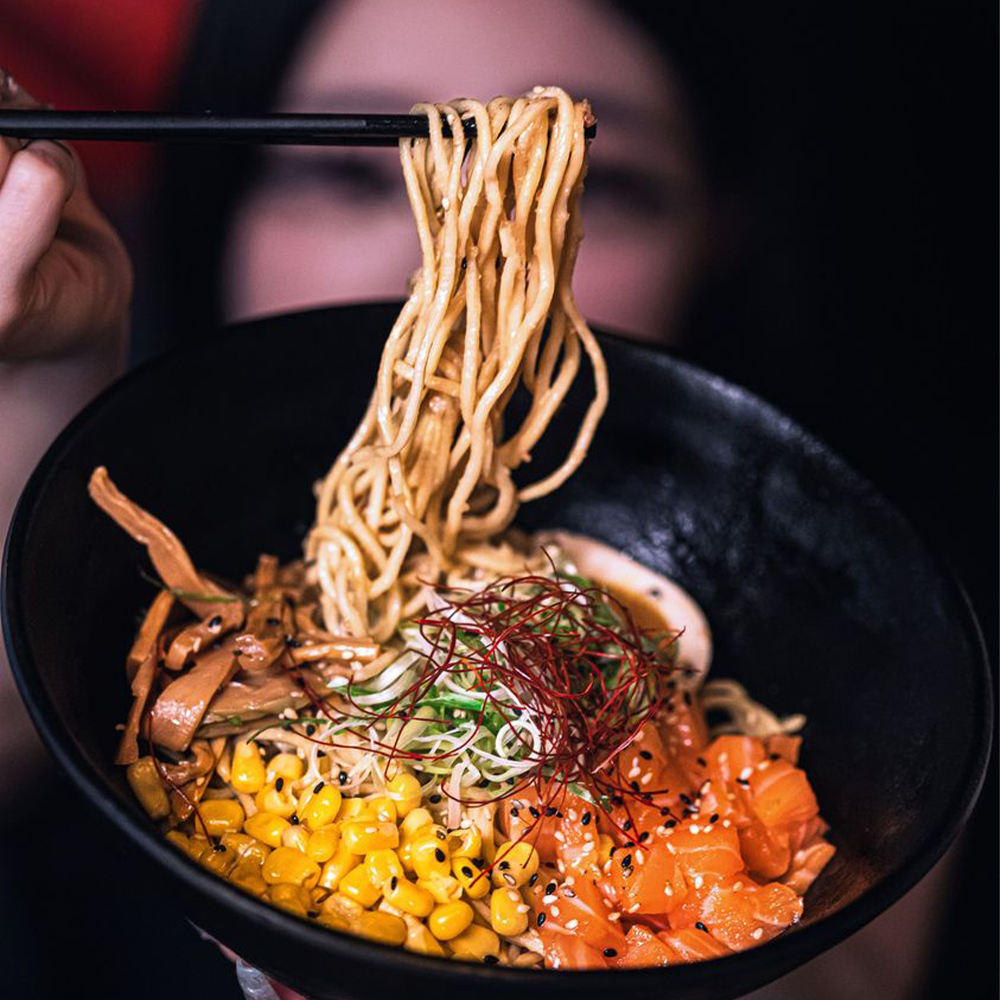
733 881 743 891
516 904 530 914
693 875 704 889
718 752 729 764
666 843 676 854
690 825 701 834
640 773 653 786
507 890 520 902
550 905 560 917
739 767 753 781
704 825 713 833
602 898 612 908
628 903 641 913
565 919 579 929
664 885 673 896
608 912 621 922
654 826 666 836
564 876 575 885
557 861 565 873
568 809 578 822
554 831 566 843
542 894 558 905
635 851 645 866
751 927 763 940
627 765 641 780
722 819 732 828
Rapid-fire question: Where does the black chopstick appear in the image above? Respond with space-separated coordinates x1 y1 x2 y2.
0 111 596 147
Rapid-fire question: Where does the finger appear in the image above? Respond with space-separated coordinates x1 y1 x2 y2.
0 140 76 304
0 69 53 176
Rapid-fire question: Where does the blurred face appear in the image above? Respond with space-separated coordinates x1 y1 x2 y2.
224 0 707 342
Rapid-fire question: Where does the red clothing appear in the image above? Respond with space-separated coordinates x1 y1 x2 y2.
1 0 199 201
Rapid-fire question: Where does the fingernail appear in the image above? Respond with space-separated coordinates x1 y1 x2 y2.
0 68 19 102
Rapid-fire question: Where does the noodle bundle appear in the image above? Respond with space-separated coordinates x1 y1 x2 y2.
306 88 607 642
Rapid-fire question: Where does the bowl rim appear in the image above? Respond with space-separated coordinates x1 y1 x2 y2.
2 301 993 992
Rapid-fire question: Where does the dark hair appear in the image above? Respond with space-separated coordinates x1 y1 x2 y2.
145 0 758 359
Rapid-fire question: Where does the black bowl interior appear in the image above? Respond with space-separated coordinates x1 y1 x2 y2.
2 303 991 1000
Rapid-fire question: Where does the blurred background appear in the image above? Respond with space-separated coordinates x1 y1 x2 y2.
0 1 995 997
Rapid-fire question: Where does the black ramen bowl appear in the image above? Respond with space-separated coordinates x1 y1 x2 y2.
2 303 991 1000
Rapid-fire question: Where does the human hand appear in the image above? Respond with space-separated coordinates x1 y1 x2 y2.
0 69 131 359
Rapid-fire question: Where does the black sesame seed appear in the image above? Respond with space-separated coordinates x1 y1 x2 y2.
208 615 223 628
430 794 442 804
621 853 632 868
265 617 281 626
665 819 677 828
307 910 319 918
611 795 623 807
682 808 694 818
537 913 546 927
510 807 520 818
290 813 299 825
545 806 557 817
629 781 640 792
528 873 538 886
710 813 719 823
498 861 510 871
435 829 446 840
695 921 708 933
581 811 592 826
624 841 635 849
737 778 750 787
275 778 284 792
609 847 618 857
769 753 781 760
317 750 327 758
683 692 693 705
461 257 468 269
679 793 692 805
483 955 499 965
473 858 485 870
696 757 707 767
434 848 446 862
639 750 652 760
285 636 302 648
638 831 650 843
545 881 556 895
623 820 632 831
338 770 347 784
306 724 317 736
213 843 226 853
659 807 672 816
603 948 617 958
390 876 398 890
529 807 541 818
462 866 474 879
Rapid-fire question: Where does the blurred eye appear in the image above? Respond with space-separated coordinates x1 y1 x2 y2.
582 162 683 222
258 151 401 205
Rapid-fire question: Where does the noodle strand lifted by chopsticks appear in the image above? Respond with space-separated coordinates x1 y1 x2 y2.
306 89 608 642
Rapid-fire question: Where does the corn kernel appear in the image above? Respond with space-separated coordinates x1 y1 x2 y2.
266 752 305 785
262 847 320 888
317 910 352 933
352 910 407 946
126 757 170 819
306 826 340 864
300 783 343 830
281 824 311 853
490 887 529 936
447 826 482 858
229 859 267 896
418 875 463 904
383 875 434 917
255 781 298 818
397 840 414 872
365 849 404 888
404 919 447 956
230 740 266 793
221 832 270 866
200 843 239 876
386 772 422 818
321 891 364 922
341 820 399 854
198 799 246 837
366 795 398 824
186 837 212 863
267 882 312 917
338 797 376 820
428 900 474 941
490 841 539 889
318 844 359 890
338 864 382 907
448 923 501 962
165 830 189 854
400 807 434 839
411 829 450 880
451 857 490 899
244 811 291 848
